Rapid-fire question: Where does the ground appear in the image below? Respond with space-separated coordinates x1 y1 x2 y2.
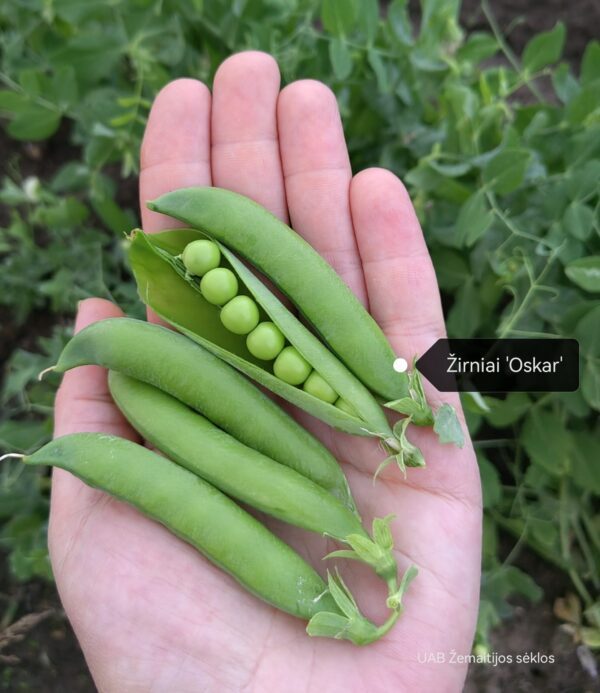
1 1 598 690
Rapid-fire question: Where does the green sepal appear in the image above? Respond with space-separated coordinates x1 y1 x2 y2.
433 403 465 447
385 363 434 424
306 610 355 640
327 568 360 618
324 516 398 584
374 418 425 479
385 363 464 448
385 396 432 425
306 570 394 645
324 549 361 560
386 564 418 611
307 568 409 645
372 514 395 550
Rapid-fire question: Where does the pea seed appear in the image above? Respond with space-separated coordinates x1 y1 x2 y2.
335 397 358 417
303 372 337 404
182 239 221 276
200 267 238 305
273 346 311 385
220 295 260 335
246 322 285 360
148 187 412 402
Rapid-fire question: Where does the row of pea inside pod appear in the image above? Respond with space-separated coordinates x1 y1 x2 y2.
179 239 357 415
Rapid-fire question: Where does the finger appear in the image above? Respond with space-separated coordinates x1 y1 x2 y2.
350 168 446 361
140 78 212 232
278 80 366 302
51 299 140 528
211 52 287 219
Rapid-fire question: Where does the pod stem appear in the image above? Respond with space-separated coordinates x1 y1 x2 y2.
306 564 417 645
321 515 415 643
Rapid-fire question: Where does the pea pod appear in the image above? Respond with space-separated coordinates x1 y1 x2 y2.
3 435 409 644
108 370 371 545
47 317 355 510
128 228 422 467
147 187 409 403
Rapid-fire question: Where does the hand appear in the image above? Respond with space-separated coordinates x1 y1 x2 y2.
50 52 482 692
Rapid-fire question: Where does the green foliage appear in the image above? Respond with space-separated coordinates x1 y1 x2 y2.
0 0 599 648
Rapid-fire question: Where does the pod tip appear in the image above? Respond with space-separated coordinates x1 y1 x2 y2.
38 366 56 381
146 200 158 211
0 453 25 462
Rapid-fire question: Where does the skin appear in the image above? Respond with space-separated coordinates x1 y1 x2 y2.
50 52 482 692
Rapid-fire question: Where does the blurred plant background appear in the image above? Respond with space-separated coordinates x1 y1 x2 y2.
0 0 598 689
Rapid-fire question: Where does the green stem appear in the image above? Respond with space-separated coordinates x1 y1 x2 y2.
572 514 600 589
370 608 402 641
481 0 545 102
559 478 593 606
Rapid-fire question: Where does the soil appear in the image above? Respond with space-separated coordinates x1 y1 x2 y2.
465 547 599 692
1 1 599 691
459 0 600 69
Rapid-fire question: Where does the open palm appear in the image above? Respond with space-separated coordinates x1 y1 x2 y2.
50 52 482 692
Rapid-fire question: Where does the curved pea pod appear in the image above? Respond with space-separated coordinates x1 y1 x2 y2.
128 228 423 466
147 187 409 402
10 434 409 644
108 371 368 542
108 371 398 586
21 433 336 618
48 318 355 511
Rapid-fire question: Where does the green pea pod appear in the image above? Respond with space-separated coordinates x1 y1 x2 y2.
128 228 415 460
108 370 369 544
6 435 406 645
147 187 409 403
146 188 466 451
18 433 337 619
48 318 355 511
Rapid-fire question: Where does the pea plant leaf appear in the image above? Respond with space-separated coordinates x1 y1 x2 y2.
581 40 600 85
522 22 566 74
357 0 379 45
321 0 357 37
484 392 532 428
482 148 532 194
565 257 600 293
456 190 494 247
521 409 573 476
388 0 413 45
563 201 595 241
6 104 61 141
329 37 353 79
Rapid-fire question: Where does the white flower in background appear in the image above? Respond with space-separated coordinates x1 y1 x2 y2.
23 176 41 202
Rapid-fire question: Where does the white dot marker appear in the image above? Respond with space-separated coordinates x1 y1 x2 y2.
393 357 408 373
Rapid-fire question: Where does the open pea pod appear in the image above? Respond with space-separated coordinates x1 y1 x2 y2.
146 187 463 448
147 188 407 399
128 228 423 465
